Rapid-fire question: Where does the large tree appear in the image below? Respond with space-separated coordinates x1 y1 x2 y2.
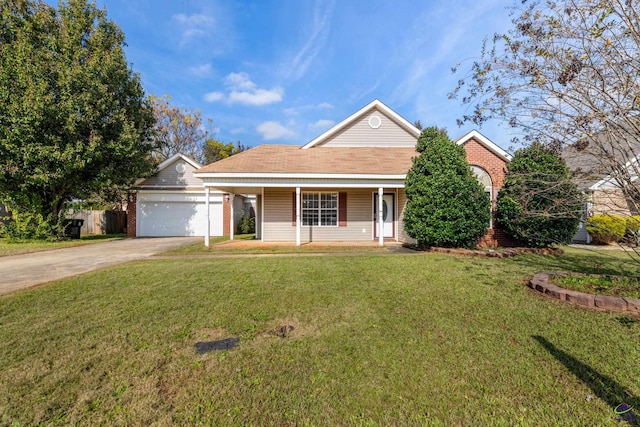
202 139 247 164
404 127 490 248
451 0 640 211
150 95 211 163
496 143 583 246
0 0 155 237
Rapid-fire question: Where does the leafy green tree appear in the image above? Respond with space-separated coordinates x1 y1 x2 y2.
0 0 155 238
496 143 582 247
404 127 491 248
203 139 247 164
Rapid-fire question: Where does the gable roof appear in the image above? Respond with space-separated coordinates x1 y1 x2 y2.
195 145 416 177
301 99 421 149
156 153 203 171
134 153 203 189
455 130 512 161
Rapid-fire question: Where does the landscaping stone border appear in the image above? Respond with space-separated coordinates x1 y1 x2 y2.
528 272 640 316
421 246 563 258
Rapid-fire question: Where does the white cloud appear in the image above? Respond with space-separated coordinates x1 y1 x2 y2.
257 121 296 140
224 72 257 91
309 119 335 130
230 127 246 135
173 13 215 26
317 102 333 109
228 88 283 106
172 13 215 46
204 91 224 102
189 63 212 77
205 72 284 106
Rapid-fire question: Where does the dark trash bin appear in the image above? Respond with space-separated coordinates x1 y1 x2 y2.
63 219 84 239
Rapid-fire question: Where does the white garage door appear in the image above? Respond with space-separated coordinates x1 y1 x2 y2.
137 192 223 237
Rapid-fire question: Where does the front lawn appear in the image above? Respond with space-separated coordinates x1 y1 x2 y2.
1 250 639 425
556 274 640 299
0 234 125 257
160 234 394 255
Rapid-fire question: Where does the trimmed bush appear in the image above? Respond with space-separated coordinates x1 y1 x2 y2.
625 216 640 235
403 127 490 248
496 142 582 247
586 214 626 244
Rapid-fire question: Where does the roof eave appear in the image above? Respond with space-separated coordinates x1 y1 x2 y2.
156 153 202 171
194 172 407 180
455 130 512 161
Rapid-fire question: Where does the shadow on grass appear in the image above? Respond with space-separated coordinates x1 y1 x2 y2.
514 250 640 277
532 335 639 425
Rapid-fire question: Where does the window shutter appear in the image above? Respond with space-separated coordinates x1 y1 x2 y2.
292 192 296 226
338 192 347 227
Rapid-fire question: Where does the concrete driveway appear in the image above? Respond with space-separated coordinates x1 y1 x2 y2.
0 237 199 295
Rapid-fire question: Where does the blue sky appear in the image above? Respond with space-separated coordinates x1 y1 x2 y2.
52 0 519 151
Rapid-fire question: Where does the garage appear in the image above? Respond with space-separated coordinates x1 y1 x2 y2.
136 191 223 237
127 153 229 238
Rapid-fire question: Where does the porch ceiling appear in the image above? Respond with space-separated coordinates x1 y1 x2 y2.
202 176 406 195
206 185 263 195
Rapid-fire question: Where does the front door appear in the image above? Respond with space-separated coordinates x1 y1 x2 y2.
374 194 394 238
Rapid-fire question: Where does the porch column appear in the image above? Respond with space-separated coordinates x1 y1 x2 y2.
296 187 301 246
378 187 384 246
255 193 261 240
261 187 265 242
204 187 210 247
229 193 235 240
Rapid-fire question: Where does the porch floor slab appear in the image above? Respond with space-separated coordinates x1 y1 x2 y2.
213 239 404 249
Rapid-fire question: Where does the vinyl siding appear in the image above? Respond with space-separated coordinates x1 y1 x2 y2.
397 188 416 244
318 110 417 148
140 159 202 188
591 188 636 216
263 188 377 242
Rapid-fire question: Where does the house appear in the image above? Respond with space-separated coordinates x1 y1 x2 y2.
194 99 512 246
126 153 247 238
563 135 640 243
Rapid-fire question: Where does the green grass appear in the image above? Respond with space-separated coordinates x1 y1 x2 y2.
1 249 640 426
0 234 126 257
161 234 395 255
555 274 640 299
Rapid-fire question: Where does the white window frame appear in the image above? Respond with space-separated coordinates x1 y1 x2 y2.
302 192 338 227
470 165 493 229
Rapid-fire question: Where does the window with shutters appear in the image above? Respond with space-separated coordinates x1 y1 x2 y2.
302 192 338 226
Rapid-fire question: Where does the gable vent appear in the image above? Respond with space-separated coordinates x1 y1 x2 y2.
368 115 382 129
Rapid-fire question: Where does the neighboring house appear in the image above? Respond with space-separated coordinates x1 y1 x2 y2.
563 137 640 243
127 153 246 238
194 99 512 246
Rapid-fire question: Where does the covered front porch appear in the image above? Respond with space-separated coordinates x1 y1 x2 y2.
199 181 411 247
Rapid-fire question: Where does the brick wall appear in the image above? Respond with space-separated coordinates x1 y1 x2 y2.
126 192 137 238
222 194 231 237
462 137 517 247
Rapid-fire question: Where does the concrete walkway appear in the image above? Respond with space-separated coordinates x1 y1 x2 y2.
0 237 199 295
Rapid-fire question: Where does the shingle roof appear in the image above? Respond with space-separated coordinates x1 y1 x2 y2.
196 145 418 175
562 125 640 188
